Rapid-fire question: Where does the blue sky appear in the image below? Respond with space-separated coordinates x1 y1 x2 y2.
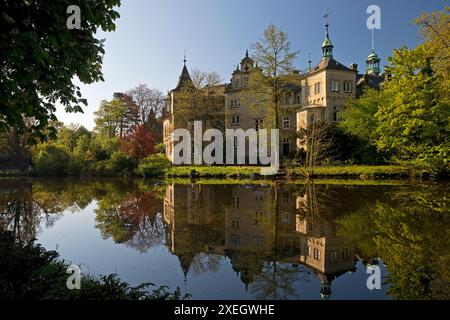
55 0 448 129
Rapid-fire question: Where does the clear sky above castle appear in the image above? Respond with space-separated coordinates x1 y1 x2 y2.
55 0 448 129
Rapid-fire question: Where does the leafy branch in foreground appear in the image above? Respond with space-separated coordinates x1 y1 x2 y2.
0 231 189 300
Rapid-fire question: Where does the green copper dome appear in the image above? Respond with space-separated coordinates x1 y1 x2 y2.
321 31 334 59
322 35 333 48
368 51 378 60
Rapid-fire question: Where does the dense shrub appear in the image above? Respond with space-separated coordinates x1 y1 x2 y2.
34 144 73 175
136 153 172 177
107 151 138 175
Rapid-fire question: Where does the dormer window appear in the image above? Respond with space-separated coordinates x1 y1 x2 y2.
244 77 249 87
235 79 240 88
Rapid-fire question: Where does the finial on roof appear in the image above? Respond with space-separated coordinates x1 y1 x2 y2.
308 52 312 72
323 9 331 34
321 11 334 59
245 49 249 58
183 50 187 66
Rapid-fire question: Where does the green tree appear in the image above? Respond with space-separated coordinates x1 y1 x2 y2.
375 45 450 172
249 24 300 129
0 0 121 141
94 99 127 138
113 92 140 138
338 88 388 164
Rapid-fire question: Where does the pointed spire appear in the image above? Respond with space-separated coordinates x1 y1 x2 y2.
321 11 333 59
174 54 193 90
308 52 312 72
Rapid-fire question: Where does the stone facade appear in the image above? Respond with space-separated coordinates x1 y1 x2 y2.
163 23 384 163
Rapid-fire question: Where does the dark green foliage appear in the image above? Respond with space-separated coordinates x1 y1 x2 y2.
0 0 121 141
136 154 172 177
0 231 187 300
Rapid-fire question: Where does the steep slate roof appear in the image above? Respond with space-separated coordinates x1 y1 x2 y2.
356 73 384 89
173 64 194 91
309 57 355 75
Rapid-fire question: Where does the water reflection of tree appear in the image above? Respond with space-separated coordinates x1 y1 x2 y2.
0 179 166 253
0 181 43 242
248 183 308 300
337 184 450 299
95 188 165 252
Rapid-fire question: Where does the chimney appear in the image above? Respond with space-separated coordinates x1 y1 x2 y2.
350 63 358 72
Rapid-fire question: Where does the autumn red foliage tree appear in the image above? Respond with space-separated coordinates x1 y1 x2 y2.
120 125 155 159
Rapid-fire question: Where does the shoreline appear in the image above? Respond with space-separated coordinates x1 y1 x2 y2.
1 165 447 181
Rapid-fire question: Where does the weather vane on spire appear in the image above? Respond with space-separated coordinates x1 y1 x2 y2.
323 9 331 29
183 49 187 66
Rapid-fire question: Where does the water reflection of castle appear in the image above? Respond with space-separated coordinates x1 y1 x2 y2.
163 183 356 298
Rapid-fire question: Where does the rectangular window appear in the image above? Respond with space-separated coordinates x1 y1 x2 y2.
254 237 265 247
232 196 240 208
229 235 241 245
235 79 240 88
231 115 240 125
329 250 339 262
296 94 301 104
244 77 249 87
331 80 339 92
314 82 321 94
254 211 264 225
333 112 338 122
343 81 352 93
283 117 290 128
313 248 321 260
231 218 240 229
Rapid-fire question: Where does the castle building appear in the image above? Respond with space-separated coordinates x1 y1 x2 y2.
163 20 384 163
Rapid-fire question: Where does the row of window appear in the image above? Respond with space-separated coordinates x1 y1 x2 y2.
233 77 249 88
308 112 339 123
330 80 353 93
230 211 291 229
229 98 240 107
228 235 266 246
306 80 353 96
285 94 301 105
230 116 291 128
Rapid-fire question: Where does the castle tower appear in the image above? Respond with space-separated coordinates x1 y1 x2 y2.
174 55 194 90
321 16 334 59
365 50 381 75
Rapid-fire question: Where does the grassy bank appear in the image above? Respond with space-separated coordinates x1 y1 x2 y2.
289 165 427 179
2 163 440 181
167 164 434 180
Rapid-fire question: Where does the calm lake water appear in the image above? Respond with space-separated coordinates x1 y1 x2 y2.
0 178 449 300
